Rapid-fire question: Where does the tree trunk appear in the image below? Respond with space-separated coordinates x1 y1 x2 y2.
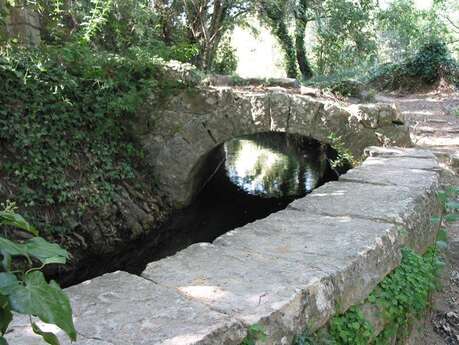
259 1 298 78
202 31 224 71
295 18 313 80
154 0 174 45
275 21 298 78
191 0 228 72
0 0 8 41
294 0 313 80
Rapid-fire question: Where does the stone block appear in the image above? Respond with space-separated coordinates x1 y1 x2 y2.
6 271 245 345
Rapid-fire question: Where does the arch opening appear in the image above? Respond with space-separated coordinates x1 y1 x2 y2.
127 132 344 270
57 131 347 286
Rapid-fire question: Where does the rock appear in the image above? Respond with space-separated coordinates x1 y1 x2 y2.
341 160 439 189
362 156 440 172
4 5 41 47
331 79 364 97
355 103 403 128
290 162 440 253
267 78 301 89
161 60 203 86
143 214 402 344
364 146 436 159
433 311 459 343
451 270 459 286
450 152 459 173
300 86 320 97
6 271 246 345
203 76 301 89
202 74 235 87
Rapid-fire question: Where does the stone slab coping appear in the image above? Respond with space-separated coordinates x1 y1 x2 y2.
7 147 441 345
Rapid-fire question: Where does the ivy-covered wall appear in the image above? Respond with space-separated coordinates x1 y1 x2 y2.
0 44 196 281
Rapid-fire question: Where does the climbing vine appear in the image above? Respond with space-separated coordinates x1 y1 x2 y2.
258 0 298 78
370 247 443 344
329 307 374 345
80 0 114 43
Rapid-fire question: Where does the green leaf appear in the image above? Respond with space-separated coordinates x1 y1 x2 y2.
8 271 77 341
430 216 441 224
32 323 60 345
1 255 11 273
437 228 448 242
0 336 8 345
436 240 448 251
24 238 70 265
437 191 447 203
0 295 12 335
445 214 459 223
0 273 19 296
437 229 448 242
0 211 38 236
368 295 377 303
0 238 28 258
446 201 459 210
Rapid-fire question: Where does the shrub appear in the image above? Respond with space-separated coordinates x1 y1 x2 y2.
212 38 238 75
370 41 459 90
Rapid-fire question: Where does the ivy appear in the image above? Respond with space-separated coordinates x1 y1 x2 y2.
0 43 182 233
370 247 443 344
329 307 374 345
327 133 355 173
292 329 315 345
370 41 459 90
240 324 267 345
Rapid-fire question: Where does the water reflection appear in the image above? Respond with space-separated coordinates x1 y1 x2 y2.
54 133 338 287
224 132 329 198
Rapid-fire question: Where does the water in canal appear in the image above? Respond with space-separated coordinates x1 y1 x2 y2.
57 132 341 286
125 132 339 271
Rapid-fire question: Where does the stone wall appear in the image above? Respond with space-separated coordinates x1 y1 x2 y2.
6 147 441 345
2 2 41 46
135 87 412 207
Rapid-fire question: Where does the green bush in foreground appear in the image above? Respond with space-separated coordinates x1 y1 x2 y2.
0 201 76 345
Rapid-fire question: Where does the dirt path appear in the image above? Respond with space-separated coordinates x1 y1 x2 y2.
377 92 459 345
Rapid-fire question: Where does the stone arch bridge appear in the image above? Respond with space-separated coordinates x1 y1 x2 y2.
133 87 411 206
